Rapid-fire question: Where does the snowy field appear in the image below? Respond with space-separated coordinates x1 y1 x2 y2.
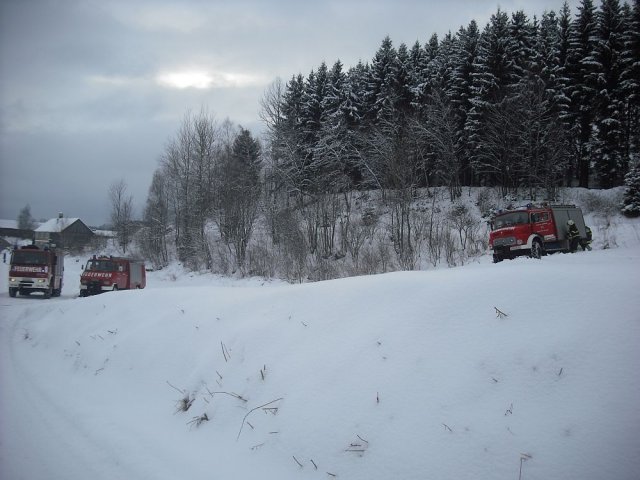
1 215 640 480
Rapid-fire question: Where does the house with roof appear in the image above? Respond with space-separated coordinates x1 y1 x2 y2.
0 219 36 242
34 214 94 249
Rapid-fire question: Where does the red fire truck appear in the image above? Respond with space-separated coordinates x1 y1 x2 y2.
489 204 588 263
8 243 64 298
79 255 146 296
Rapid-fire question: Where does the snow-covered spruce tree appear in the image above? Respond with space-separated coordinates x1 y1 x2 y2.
621 162 640 217
213 127 262 269
565 0 599 187
467 8 520 190
450 20 480 186
621 0 640 165
590 0 627 188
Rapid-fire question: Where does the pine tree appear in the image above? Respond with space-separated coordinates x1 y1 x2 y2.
467 8 519 186
367 36 399 124
215 128 262 267
277 74 307 194
450 20 480 185
591 0 627 188
621 0 640 166
17 204 35 230
407 40 427 110
566 0 599 187
510 10 537 83
556 2 574 138
621 162 640 216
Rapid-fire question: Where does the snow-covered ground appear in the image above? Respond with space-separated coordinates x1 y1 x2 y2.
1 215 639 480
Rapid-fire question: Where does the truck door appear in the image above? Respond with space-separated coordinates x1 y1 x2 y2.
531 211 556 241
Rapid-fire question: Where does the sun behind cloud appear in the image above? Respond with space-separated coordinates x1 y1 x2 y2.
156 69 269 90
156 71 213 89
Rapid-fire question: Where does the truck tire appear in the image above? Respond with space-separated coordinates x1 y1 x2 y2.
112 285 118 292
531 240 543 259
9 288 17 298
493 254 503 263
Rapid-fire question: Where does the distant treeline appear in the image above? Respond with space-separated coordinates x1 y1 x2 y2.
262 0 639 199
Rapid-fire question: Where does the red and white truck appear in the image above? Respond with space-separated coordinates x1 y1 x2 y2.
489 204 588 263
79 255 146 296
8 243 64 298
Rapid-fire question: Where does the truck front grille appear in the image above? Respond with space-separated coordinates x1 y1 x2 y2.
493 236 516 248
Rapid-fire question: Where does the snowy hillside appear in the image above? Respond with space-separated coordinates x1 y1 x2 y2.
1 216 639 479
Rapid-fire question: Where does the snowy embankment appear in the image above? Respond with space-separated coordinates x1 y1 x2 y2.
1 222 640 480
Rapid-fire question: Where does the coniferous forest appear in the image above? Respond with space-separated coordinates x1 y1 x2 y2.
139 0 640 279
265 0 639 197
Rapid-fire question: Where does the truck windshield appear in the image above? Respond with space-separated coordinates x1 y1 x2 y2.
493 212 529 229
86 260 117 272
11 251 48 265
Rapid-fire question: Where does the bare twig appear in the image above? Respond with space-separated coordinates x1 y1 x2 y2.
505 403 513 416
166 381 185 394
310 459 318 470
187 413 209 429
293 456 303 468
221 342 230 362
205 387 247 402
237 398 284 440
494 306 508 318
442 423 453 432
519 453 532 480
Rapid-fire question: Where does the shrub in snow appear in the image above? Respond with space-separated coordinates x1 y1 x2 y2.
621 163 640 218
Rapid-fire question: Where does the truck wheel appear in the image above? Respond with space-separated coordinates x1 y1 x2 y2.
44 286 52 299
112 285 118 292
531 240 543 259
493 254 503 263
9 288 17 298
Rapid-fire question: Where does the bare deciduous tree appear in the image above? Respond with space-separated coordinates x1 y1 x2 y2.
109 179 134 254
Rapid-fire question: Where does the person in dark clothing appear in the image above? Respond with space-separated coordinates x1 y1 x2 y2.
580 226 593 251
567 219 580 253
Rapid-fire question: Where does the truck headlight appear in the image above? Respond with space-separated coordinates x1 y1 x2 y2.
9 277 17 284
37 279 46 284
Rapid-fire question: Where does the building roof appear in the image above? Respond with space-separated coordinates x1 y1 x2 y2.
0 219 18 229
35 217 82 233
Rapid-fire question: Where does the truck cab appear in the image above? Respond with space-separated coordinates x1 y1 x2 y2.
8 244 64 298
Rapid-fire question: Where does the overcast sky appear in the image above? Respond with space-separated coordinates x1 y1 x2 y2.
0 0 581 226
